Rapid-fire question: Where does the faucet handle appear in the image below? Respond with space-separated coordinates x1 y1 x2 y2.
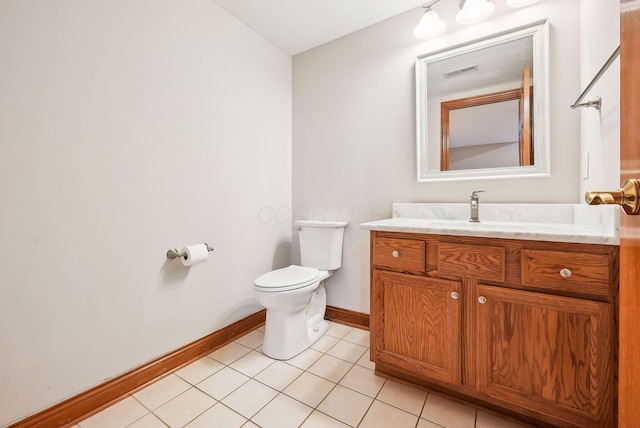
471 190 485 198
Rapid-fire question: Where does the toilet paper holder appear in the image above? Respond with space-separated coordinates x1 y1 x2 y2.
167 243 214 260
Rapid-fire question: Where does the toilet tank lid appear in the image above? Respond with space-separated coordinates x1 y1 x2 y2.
255 265 319 288
295 220 347 228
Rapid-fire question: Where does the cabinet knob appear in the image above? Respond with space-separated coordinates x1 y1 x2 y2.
392 250 400 258
451 292 460 300
560 268 572 278
478 296 487 304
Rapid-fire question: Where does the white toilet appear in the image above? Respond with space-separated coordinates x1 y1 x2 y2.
254 220 347 360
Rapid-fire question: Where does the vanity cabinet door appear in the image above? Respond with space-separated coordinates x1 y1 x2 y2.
475 285 614 428
371 270 462 385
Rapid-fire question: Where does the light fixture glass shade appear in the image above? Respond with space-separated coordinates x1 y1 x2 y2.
456 0 495 25
413 9 447 39
506 0 539 7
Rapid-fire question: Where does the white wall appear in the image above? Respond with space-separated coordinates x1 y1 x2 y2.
450 142 520 170
579 0 620 194
0 0 291 425
292 0 582 312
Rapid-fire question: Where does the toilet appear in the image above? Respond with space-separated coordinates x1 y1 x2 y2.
254 219 347 360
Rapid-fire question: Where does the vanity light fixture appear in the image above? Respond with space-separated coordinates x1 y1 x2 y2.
414 0 539 39
413 0 447 39
456 0 495 25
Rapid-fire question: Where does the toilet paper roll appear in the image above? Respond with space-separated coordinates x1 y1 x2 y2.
180 244 208 266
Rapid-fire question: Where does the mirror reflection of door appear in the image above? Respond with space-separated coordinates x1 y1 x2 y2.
519 67 532 166
440 67 533 171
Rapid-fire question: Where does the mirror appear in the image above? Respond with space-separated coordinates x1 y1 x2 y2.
416 20 550 182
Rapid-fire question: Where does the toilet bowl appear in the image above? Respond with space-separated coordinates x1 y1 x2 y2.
254 220 347 360
254 265 331 360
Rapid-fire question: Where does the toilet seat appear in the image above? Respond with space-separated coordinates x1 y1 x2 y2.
254 265 319 293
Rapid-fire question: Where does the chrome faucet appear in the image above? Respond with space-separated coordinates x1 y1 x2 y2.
469 190 485 222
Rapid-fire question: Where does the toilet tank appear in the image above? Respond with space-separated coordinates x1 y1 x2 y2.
295 220 347 270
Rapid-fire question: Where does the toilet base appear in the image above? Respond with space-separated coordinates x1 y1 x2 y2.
261 283 329 360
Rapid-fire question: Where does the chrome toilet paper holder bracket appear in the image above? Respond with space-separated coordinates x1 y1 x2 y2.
166 243 214 260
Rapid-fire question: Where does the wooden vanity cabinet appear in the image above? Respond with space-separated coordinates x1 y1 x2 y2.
475 285 614 426
372 271 462 385
370 231 618 428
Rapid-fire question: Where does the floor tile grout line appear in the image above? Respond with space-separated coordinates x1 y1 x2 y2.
124 395 162 427
171 401 250 427
151 385 218 428
414 392 431 428
352 369 390 427
252 362 307 393
232 387 280 423
298 408 349 428
191 366 252 402
207 342 254 366
373 385 428 418
308 371 372 427
354 390 380 427
129 410 171 428
312 407 358 427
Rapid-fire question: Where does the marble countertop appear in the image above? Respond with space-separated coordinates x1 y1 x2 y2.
360 203 620 245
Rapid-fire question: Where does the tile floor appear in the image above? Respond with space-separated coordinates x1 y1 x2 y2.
75 322 525 428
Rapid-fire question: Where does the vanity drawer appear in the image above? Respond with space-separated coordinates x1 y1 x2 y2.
373 237 425 272
437 243 505 282
521 249 611 297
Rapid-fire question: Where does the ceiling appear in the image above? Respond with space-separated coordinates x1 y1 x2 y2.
426 36 533 98
210 0 427 55
210 0 519 56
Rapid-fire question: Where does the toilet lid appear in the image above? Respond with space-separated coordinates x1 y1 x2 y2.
254 265 319 292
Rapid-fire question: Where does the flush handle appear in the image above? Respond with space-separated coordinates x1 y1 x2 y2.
392 250 400 258
585 178 640 215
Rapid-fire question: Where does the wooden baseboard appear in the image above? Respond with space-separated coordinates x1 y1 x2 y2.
325 305 369 330
11 305 366 427
9 310 266 428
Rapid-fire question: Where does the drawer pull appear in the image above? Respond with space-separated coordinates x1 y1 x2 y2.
392 250 400 258
560 268 572 278
478 296 487 304
451 292 460 300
